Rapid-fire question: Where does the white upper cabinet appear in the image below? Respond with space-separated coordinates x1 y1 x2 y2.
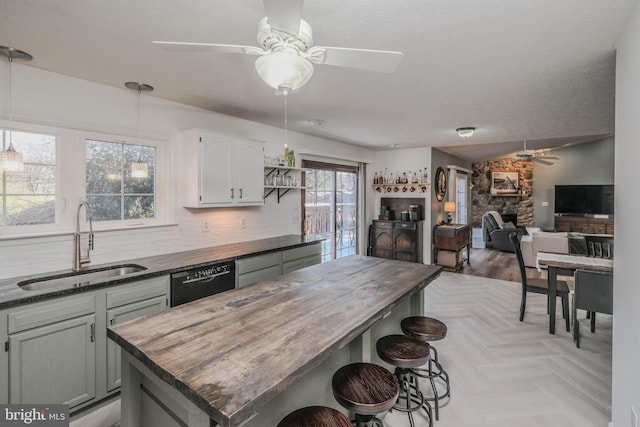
182 129 265 207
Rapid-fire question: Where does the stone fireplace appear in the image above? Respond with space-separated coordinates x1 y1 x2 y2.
470 159 534 227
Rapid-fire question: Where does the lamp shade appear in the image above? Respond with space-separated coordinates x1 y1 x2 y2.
444 202 457 213
0 141 24 172
131 161 148 178
255 52 314 93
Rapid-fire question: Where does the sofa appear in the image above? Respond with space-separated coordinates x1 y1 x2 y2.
520 231 569 267
520 231 614 267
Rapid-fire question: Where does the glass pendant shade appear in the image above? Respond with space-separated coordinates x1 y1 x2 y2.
0 141 24 172
131 160 148 178
255 52 314 93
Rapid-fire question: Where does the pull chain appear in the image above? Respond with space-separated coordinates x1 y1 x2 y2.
284 94 288 147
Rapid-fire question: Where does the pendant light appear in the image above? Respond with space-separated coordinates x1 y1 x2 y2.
125 81 153 178
0 46 32 172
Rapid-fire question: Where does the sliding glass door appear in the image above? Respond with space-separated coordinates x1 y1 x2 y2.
302 161 358 261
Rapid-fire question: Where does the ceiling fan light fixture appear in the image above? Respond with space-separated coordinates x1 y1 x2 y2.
456 127 476 138
255 51 314 93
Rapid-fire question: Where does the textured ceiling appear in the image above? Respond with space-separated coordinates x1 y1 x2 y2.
0 0 635 161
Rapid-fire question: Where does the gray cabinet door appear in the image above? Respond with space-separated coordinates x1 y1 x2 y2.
9 314 96 408
106 296 167 391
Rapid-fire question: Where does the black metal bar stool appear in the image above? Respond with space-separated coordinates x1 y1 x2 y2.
332 363 399 427
278 406 352 427
401 316 451 420
376 335 433 427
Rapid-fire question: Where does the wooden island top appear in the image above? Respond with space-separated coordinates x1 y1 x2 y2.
107 255 441 427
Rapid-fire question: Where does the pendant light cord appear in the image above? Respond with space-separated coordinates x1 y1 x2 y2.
6 55 12 149
136 87 141 160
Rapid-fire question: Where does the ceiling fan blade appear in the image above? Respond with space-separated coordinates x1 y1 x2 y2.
536 155 559 160
153 41 252 54
263 0 304 36
315 46 404 73
533 158 554 165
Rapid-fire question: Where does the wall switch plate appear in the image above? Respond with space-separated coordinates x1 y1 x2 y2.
201 220 210 232
541 201 549 207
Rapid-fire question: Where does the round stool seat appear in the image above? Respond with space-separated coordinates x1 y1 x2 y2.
277 406 352 427
376 334 430 369
332 363 399 415
401 316 447 341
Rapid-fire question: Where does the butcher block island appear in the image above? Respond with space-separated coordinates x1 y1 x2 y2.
108 256 442 427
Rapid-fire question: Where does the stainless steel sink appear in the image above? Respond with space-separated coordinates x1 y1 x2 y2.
18 264 148 291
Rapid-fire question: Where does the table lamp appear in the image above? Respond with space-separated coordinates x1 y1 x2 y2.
444 202 456 224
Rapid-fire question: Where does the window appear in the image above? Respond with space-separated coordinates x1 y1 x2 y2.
1 129 56 226
85 139 156 221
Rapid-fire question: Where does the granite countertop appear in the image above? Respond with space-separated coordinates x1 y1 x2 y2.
0 235 321 309
108 256 442 427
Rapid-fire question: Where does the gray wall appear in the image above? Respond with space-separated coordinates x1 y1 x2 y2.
532 136 615 229
613 3 640 425
430 148 471 228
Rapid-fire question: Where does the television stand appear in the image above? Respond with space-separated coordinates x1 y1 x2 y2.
554 216 614 234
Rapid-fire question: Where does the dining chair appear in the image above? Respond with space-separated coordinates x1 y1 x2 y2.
509 232 571 331
573 269 613 348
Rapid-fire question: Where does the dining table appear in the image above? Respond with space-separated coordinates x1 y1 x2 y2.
537 251 613 334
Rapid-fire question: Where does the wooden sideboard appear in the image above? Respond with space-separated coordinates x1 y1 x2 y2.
554 216 614 234
434 224 471 271
370 220 424 263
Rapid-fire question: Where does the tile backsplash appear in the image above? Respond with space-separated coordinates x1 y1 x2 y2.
0 200 301 280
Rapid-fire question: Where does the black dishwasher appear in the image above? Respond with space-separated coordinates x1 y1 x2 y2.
170 261 235 307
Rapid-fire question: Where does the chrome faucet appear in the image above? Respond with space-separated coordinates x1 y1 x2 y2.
73 201 94 271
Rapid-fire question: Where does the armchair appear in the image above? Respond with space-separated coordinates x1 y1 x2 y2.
482 211 523 252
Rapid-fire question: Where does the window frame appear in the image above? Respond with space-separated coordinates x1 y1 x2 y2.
0 119 172 237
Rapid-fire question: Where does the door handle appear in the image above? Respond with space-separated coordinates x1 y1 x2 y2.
230 188 234 199
239 188 243 199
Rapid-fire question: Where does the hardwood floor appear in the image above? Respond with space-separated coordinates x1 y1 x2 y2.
458 247 546 282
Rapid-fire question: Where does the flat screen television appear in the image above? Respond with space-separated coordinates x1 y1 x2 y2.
554 185 614 215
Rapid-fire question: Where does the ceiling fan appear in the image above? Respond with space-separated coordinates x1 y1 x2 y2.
153 0 403 95
514 140 559 165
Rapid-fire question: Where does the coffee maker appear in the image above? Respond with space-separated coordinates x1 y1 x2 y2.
409 205 421 222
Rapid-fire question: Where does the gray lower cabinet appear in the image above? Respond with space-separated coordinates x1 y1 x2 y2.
106 296 167 391
235 242 322 287
0 275 169 413
236 252 283 288
7 294 97 409
105 276 169 392
282 244 322 274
